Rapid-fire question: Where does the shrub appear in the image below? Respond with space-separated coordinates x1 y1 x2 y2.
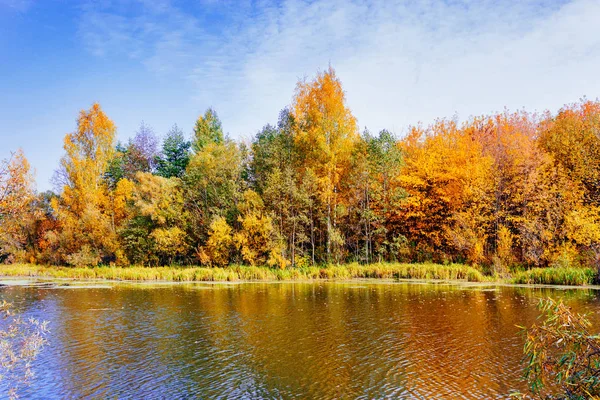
519 298 600 399
0 301 49 399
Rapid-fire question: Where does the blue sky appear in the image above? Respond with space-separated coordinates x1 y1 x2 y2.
1 0 599 191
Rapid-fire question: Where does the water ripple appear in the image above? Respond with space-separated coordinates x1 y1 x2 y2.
0 283 598 399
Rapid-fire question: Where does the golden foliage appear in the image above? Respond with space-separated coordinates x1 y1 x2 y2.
5 73 600 271
233 190 287 268
50 103 118 265
0 149 34 219
292 66 359 262
201 216 233 267
399 120 494 262
0 150 35 262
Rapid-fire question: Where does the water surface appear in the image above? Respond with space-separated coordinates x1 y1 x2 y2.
2 281 599 399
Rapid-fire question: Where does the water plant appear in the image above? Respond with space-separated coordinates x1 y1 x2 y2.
510 267 596 286
0 262 485 283
518 298 600 399
0 301 49 399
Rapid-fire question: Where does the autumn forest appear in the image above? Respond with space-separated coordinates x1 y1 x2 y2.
1 67 600 275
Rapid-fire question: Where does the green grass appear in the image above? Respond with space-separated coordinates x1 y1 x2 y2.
510 267 596 286
0 262 486 283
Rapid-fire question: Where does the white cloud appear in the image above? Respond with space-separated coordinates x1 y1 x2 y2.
78 0 600 137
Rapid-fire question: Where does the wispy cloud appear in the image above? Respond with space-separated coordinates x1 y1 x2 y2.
78 0 205 74
77 0 600 136
0 0 34 12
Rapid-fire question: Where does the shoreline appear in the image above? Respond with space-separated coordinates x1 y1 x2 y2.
1 276 599 291
0 263 596 288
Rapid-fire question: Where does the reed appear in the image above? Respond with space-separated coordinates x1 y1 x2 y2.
0 262 487 283
6 263 597 286
510 267 596 286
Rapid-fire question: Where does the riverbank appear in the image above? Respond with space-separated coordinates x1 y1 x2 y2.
0 263 596 286
0 263 484 282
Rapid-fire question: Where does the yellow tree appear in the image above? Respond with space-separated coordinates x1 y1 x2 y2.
0 149 35 262
0 150 34 221
292 66 359 262
459 112 541 268
539 100 600 205
399 121 494 264
119 172 188 265
470 109 597 268
199 216 233 267
472 111 575 267
233 190 287 268
51 103 118 265
532 102 600 267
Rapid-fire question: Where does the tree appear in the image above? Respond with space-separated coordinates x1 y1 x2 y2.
0 150 34 221
156 124 191 179
198 216 233 267
398 121 494 263
192 108 224 152
184 140 241 253
468 111 597 269
520 298 600 399
130 122 160 173
366 130 405 257
249 123 281 194
233 190 286 268
106 122 159 186
471 112 554 268
119 172 189 265
292 66 359 263
27 191 61 265
248 109 297 193
346 129 404 263
7 69 600 270
539 101 600 206
50 103 118 265
249 109 312 267
517 161 583 268
150 227 188 265
0 150 35 262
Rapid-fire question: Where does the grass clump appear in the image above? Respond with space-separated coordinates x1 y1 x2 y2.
510 267 595 286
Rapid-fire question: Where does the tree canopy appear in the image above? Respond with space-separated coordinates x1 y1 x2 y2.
3 69 600 271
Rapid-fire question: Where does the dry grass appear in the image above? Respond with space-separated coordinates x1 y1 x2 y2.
0 262 486 283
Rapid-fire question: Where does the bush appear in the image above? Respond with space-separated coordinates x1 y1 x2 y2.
0 301 48 399
65 245 100 267
518 298 600 399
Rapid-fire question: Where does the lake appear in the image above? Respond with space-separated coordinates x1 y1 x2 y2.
1 280 599 399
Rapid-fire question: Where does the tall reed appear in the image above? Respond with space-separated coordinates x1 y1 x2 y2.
0 263 486 283
510 267 595 286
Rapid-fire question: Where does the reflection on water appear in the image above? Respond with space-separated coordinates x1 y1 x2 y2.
1 282 599 399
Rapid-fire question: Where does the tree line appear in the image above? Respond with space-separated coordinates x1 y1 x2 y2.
2 66 600 271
